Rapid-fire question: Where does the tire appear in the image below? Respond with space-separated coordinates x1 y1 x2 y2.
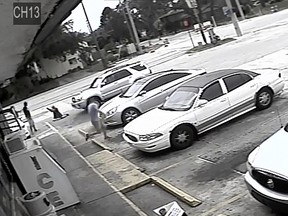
256 88 273 110
170 125 195 150
122 108 140 125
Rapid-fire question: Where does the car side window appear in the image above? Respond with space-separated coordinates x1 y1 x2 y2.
158 73 189 86
223 74 252 92
102 74 115 86
142 79 160 92
200 81 223 101
142 73 189 92
114 69 132 81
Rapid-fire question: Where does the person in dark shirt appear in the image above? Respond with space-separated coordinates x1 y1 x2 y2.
47 106 69 120
23 101 37 133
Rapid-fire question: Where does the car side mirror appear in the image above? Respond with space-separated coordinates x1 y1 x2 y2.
138 90 147 96
197 99 208 107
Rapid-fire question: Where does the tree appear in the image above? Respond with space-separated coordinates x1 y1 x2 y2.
33 20 89 61
99 7 131 43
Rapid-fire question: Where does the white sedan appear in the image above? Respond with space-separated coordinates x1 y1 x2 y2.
245 124 288 213
123 69 284 152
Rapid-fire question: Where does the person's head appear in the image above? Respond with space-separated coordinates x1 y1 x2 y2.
24 102 28 107
52 106 56 109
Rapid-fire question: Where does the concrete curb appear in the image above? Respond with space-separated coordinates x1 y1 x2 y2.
78 129 113 151
151 176 202 207
91 138 113 151
120 178 151 194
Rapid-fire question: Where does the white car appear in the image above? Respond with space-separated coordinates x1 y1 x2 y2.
71 61 152 109
99 69 206 125
123 69 284 152
245 125 288 213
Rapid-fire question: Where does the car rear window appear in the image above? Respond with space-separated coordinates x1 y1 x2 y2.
130 64 147 71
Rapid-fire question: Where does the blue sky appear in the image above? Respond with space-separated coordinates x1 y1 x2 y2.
67 0 119 32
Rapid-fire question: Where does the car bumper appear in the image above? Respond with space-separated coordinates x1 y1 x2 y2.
122 132 170 152
104 112 122 126
245 172 288 212
71 100 86 109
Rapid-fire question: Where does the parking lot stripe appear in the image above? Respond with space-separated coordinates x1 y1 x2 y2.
46 122 149 216
198 192 247 216
151 176 202 207
197 156 216 164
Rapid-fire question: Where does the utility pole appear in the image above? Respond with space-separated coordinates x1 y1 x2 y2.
185 0 207 44
235 0 245 20
125 0 143 53
81 2 107 68
225 0 242 37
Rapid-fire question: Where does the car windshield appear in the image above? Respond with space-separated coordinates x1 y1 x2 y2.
120 81 144 98
161 86 199 111
90 77 101 88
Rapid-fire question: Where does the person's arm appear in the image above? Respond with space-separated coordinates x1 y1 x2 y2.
47 108 53 112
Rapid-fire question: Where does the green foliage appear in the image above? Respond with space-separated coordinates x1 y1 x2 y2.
34 20 89 60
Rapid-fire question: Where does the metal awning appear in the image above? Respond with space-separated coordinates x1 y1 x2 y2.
0 0 82 82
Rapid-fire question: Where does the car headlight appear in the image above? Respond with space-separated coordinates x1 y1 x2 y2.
247 146 260 174
72 95 82 102
246 161 253 174
139 133 163 141
107 107 117 116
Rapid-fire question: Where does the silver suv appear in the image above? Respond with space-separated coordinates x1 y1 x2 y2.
71 61 151 109
100 69 206 125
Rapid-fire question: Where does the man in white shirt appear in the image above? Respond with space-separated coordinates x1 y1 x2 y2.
85 98 110 140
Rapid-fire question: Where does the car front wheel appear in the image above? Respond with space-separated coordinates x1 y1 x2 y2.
122 108 140 125
170 125 195 150
256 88 273 110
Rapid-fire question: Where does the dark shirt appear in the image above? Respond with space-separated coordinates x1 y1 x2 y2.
23 106 31 119
47 107 62 119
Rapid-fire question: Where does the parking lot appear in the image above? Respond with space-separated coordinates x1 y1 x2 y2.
31 77 286 216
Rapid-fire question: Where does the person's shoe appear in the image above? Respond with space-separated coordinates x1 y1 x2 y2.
85 133 90 141
104 136 112 140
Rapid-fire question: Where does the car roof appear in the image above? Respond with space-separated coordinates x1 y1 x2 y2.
182 69 259 88
103 61 145 74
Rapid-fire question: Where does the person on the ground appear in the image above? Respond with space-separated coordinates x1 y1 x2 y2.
85 99 111 141
47 106 68 120
23 102 37 133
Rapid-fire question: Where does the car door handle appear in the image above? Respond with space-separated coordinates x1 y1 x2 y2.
250 84 256 88
220 98 227 102
114 82 118 85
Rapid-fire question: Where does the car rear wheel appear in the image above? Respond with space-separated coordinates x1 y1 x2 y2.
122 108 140 125
170 125 195 150
256 88 273 110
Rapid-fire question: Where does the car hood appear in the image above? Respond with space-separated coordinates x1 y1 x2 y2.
80 88 99 99
124 107 185 135
251 128 288 177
100 96 134 113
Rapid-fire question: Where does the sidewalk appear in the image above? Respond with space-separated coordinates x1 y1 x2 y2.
38 124 146 216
